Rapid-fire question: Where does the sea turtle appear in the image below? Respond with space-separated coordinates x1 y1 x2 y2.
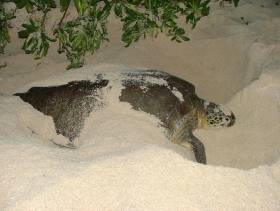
14 69 235 164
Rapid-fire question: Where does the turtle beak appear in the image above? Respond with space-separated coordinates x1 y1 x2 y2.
227 112 235 127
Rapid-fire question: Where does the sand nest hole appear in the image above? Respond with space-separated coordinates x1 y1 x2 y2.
196 70 280 169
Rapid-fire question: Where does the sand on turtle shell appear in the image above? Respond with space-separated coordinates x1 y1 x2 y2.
0 0 280 210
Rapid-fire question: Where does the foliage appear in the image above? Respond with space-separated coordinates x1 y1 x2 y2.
0 1 15 54
54 0 110 69
0 0 240 69
18 18 56 59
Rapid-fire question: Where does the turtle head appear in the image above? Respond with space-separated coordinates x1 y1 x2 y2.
199 101 235 128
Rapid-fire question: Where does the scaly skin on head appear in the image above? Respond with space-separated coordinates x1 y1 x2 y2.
197 101 236 129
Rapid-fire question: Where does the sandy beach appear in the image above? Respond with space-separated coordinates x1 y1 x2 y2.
0 0 280 210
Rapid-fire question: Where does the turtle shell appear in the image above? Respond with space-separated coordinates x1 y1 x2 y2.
14 69 202 141
120 70 201 129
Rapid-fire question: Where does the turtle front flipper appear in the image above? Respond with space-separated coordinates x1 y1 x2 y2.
184 133 206 164
172 131 206 164
169 110 207 164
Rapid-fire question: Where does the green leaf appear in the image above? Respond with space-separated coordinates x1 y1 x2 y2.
22 23 37 32
74 0 87 15
181 35 190 41
114 3 123 17
60 0 71 11
25 2 34 13
128 0 142 6
18 30 29 38
42 41 50 57
13 0 28 9
66 61 83 70
18 18 40 39
97 1 111 21
49 0 57 8
72 34 86 50
233 0 239 7
176 28 185 35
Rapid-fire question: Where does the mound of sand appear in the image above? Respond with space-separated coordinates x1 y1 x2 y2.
0 0 280 210
1 63 280 210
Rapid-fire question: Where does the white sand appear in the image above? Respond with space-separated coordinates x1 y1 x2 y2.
0 0 280 210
